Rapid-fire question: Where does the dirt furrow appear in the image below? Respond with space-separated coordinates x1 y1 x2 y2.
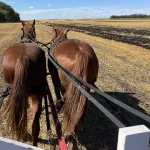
44 22 150 50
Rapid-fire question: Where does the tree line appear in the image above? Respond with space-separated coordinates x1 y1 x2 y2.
0 2 20 22
110 14 150 19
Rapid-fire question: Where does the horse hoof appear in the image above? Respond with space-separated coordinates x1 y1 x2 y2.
55 100 64 112
23 132 32 142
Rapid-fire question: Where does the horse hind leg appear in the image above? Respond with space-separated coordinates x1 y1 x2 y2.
0 83 11 108
55 80 68 111
55 85 66 112
48 60 62 101
30 92 43 146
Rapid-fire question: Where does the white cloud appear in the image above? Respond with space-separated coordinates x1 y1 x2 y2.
19 7 150 20
48 4 52 7
29 6 34 9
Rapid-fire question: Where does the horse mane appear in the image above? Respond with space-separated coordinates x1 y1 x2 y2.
53 26 69 42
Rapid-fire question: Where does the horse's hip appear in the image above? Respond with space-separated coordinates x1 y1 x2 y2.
53 43 99 84
2 46 46 87
57 56 98 84
2 54 18 84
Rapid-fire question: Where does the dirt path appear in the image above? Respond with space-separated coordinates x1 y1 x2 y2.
0 22 149 150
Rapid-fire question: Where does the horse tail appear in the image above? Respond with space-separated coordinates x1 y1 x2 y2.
63 53 89 136
3 54 30 141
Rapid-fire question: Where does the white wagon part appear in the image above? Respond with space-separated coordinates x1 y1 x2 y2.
117 125 150 150
0 136 45 150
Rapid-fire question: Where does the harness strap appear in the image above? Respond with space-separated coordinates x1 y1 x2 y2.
20 38 32 43
49 37 67 57
61 81 68 88
45 80 68 150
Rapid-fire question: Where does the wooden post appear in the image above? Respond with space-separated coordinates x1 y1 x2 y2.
117 125 150 150
0 136 44 150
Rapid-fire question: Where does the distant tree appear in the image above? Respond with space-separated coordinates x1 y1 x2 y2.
0 2 20 22
110 14 150 19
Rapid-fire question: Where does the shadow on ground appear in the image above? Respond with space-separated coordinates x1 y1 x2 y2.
72 91 150 150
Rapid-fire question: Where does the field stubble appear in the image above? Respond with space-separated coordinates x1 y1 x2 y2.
0 20 150 150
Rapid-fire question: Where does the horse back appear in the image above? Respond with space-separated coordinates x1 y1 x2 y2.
2 43 46 86
53 39 99 84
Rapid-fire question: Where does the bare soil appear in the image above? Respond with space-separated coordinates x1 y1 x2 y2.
44 22 150 50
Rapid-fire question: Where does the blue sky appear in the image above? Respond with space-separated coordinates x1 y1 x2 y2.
1 0 150 20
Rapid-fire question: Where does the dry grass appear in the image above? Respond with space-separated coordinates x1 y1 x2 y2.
0 19 150 150
0 23 21 52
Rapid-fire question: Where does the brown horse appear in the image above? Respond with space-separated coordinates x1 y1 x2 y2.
1 20 47 146
48 26 99 149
